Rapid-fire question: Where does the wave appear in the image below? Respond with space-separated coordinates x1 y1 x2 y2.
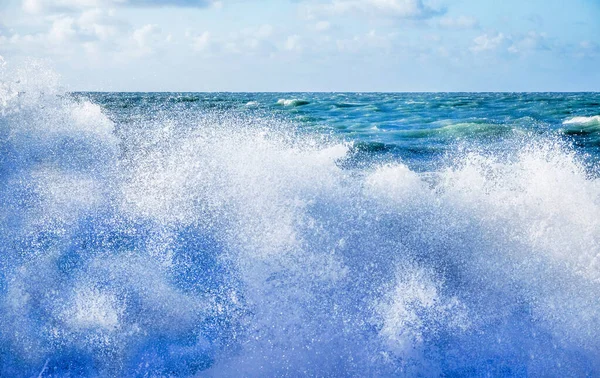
332 102 364 108
276 98 310 107
1 62 600 376
563 115 600 126
562 116 600 142
395 121 513 139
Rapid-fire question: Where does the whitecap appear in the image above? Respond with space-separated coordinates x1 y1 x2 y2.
563 115 600 125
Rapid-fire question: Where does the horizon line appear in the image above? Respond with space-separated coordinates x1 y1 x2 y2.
70 90 600 94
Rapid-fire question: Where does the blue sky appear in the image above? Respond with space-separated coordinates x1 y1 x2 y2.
0 0 598 91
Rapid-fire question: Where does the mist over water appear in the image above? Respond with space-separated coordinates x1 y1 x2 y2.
1 62 600 377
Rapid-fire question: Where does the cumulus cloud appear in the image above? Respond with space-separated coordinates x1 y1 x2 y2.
131 24 163 56
127 0 214 7
575 41 599 59
23 0 113 13
188 30 212 51
336 29 397 54
303 0 445 20
0 8 125 53
22 0 215 13
507 31 549 54
78 8 122 40
313 21 331 32
284 34 302 52
47 9 123 43
186 24 278 56
471 31 552 56
0 6 169 63
470 32 506 52
47 16 78 44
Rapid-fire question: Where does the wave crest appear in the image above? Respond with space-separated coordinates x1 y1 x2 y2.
563 115 600 126
276 98 310 107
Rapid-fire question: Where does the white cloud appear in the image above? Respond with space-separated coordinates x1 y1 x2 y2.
41 8 122 45
336 29 397 54
22 0 44 13
186 25 278 56
254 24 273 39
132 24 160 48
22 0 215 14
190 31 211 52
314 21 331 32
124 23 177 58
23 0 114 13
78 9 121 41
0 7 125 54
470 32 506 52
304 0 444 20
470 31 552 56
229 25 277 55
576 40 599 58
507 31 549 54
0 7 164 63
47 16 78 44
284 34 302 52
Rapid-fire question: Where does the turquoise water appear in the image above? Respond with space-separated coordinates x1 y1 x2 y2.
2 77 600 376
85 91 600 168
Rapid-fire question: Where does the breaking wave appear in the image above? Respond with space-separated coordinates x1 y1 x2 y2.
276 98 310 107
563 115 600 126
1 62 600 377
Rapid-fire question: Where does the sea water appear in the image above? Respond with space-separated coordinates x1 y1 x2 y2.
1 62 600 376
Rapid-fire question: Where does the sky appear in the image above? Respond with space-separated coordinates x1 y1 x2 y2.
0 0 599 91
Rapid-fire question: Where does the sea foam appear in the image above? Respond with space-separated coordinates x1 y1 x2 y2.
276 98 310 107
563 115 600 125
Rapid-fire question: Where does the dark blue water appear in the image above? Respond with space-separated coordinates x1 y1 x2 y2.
2 71 600 377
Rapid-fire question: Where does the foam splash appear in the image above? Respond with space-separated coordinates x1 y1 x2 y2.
276 98 310 107
1 62 600 376
563 115 600 125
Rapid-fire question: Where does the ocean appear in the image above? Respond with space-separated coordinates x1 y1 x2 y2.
2 71 600 376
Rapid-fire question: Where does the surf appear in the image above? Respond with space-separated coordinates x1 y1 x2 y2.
1 62 600 377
